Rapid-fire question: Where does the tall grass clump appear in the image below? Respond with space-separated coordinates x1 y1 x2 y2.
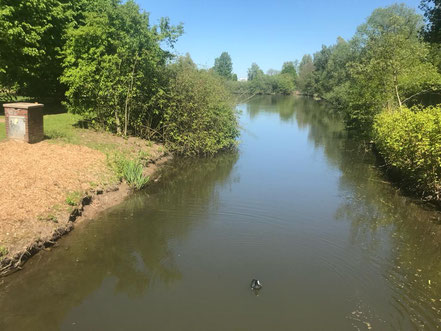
122 160 150 190
373 105 441 199
107 153 149 190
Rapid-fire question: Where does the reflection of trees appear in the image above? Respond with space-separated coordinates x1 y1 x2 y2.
0 152 239 330
283 96 441 328
246 94 441 327
334 141 441 329
246 95 296 122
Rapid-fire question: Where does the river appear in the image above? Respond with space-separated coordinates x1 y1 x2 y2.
1 95 441 330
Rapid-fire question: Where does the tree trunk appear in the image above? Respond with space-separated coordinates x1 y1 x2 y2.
394 74 402 108
124 55 138 136
114 108 122 134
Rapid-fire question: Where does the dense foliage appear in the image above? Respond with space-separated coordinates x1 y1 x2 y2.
160 59 239 156
298 4 441 132
421 0 441 43
293 2 441 198
60 0 182 136
374 106 441 199
0 0 73 97
0 0 240 156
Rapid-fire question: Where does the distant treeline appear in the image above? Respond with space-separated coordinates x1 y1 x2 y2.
230 62 298 95
0 0 239 156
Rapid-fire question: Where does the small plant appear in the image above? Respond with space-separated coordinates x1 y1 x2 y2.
106 152 126 179
38 213 58 223
138 149 150 161
106 152 149 189
0 246 8 259
66 191 82 206
122 160 150 190
47 214 58 223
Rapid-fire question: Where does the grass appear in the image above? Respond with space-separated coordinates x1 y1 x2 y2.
43 113 157 157
0 246 8 259
122 159 150 190
107 152 150 190
1 112 159 189
65 191 83 206
0 113 81 143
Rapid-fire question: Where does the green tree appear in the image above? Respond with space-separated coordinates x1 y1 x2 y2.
297 54 315 95
247 63 264 81
420 0 441 72
281 61 298 81
213 51 233 79
346 4 441 130
328 4 441 130
315 37 354 108
0 0 74 98
60 0 182 135
353 3 423 45
273 74 295 95
420 0 441 43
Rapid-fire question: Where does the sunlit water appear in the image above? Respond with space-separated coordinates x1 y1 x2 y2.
1 96 441 330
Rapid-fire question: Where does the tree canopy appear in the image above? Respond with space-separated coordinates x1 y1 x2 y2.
0 0 73 97
60 0 183 135
294 3 441 131
420 0 441 43
213 51 233 79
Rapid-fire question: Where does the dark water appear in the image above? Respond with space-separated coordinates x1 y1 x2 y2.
1 96 441 330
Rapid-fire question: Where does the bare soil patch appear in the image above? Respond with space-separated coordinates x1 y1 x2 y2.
0 141 114 259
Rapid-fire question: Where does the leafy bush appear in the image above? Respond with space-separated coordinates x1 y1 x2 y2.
159 61 239 156
373 105 441 198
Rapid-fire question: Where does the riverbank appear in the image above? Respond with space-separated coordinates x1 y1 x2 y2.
0 113 170 276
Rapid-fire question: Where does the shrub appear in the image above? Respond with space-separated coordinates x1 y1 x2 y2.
160 62 239 156
373 105 441 198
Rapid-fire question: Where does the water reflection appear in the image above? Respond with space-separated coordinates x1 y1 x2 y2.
246 95 441 329
1 96 441 330
0 153 239 330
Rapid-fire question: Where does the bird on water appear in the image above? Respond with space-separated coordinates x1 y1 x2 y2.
250 279 262 290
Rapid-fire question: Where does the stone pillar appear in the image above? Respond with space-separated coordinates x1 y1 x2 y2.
3 102 44 143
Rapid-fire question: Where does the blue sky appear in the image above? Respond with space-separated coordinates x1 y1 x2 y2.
140 0 422 79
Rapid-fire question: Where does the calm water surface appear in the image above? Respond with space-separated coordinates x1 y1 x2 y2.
1 96 441 330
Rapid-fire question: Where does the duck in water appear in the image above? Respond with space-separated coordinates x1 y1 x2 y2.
250 279 262 291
